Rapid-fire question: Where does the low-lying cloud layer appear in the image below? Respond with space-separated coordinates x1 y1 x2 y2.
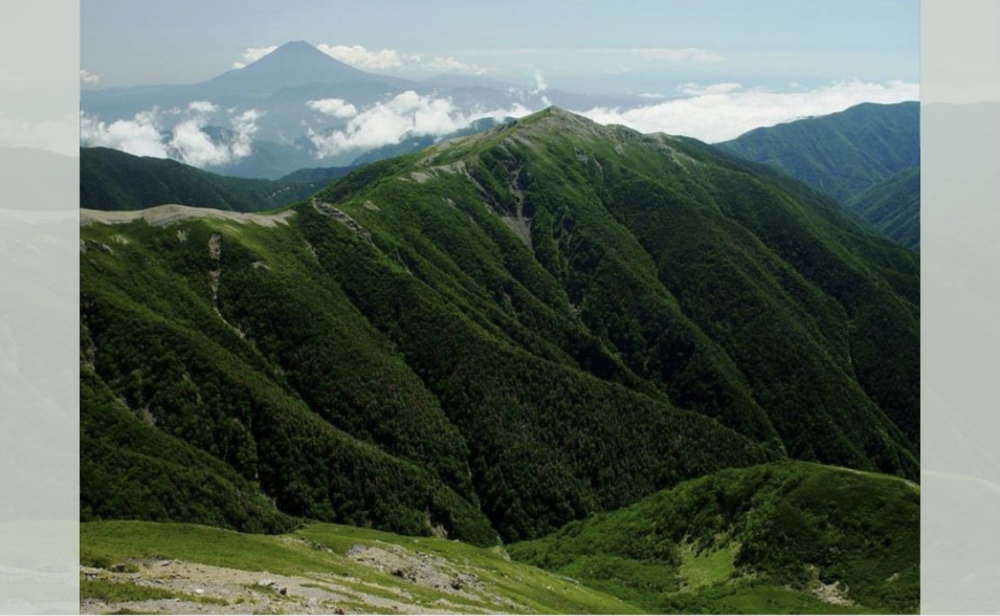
80 102 261 167
306 91 531 158
306 98 358 118
573 79 919 143
77 80 920 168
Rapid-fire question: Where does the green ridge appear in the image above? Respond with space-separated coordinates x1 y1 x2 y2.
81 106 920 561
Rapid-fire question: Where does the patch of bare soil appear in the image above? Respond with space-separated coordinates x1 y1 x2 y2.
802 564 854 607
80 541 527 616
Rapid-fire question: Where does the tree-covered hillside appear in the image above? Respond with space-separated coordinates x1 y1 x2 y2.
80 146 350 212
717 102 919 203
846 167 920 249
81 107 919 550
509 461 919 614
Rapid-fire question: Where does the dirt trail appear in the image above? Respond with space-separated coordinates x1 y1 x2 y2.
80 541 527 615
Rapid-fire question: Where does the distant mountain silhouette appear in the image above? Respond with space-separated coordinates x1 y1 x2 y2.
202 41 418 96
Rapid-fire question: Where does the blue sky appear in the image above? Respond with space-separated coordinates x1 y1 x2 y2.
81 0 919 93
73 0 922 152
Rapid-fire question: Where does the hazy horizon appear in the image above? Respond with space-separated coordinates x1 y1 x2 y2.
82 0 919 94
8 0 925 157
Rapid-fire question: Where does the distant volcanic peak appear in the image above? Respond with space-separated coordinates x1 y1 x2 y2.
207 39 369 92
280 40 314 49
265 40 324 59
248 40 345 68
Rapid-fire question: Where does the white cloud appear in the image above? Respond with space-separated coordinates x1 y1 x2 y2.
80 108 169 158
572 79 919 143
317 44 484 74
169 108 259 167
306 98 358 118
532 71 548 93
232 46 277 69
637 93 668 99
530 71 552 107
80 70 101 84
317 44 404 70
307 91 534 158
188 101 219 114
80 103 262 167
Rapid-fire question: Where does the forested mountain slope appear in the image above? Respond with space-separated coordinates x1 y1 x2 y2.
717 101 919 203
81 107 920 546
846 167 920 249
80 147 350 212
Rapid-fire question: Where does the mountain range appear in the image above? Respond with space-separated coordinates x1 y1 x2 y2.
81 41 636 176
73 29 933 601
82 45 922 253
717 101 920 248
846 167 920 249
81 106 920 593
717 102 919 203
80 146 350 212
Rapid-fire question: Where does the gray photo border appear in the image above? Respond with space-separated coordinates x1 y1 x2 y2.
0 1 80 614
921 0 1000 613
2 0 999 613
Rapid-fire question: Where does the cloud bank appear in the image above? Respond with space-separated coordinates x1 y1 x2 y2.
80 70 102 84
76 79 920 168
306 98 358 118
306 90 532 158
573 80 919 143
80 102 262 167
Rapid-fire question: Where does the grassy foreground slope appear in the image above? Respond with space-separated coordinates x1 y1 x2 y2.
80 520 638 614
509 461 919 614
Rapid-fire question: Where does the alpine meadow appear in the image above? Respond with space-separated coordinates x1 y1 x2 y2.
78 5 921 614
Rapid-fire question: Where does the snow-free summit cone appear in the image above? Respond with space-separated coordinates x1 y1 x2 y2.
206 40 375 94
